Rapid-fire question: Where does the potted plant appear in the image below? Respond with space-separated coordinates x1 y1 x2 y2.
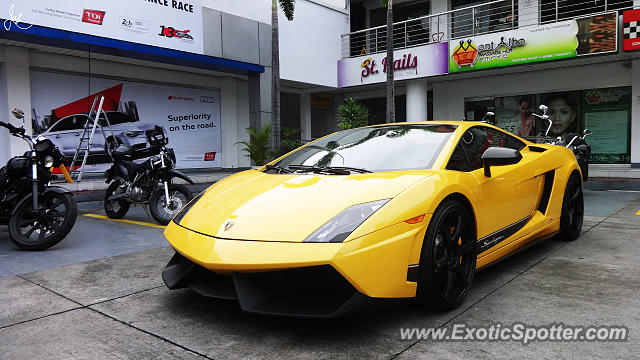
337 98 369 130
237 124 272 166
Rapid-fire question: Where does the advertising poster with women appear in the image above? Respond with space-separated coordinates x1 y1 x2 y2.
493 87 631 164
30 71 222 170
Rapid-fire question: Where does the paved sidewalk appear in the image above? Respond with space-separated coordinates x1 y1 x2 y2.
0 192 638 359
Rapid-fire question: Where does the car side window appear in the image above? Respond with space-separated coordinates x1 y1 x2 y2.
447 126 525 172
50 117 75 132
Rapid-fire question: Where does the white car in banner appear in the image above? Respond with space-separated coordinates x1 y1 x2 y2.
42 111 159 162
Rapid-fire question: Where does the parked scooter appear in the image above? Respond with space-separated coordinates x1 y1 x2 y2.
532 105 592 181
103 126 194 225
0 108 77 250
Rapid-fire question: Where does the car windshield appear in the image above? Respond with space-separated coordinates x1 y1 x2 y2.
274 124 457 173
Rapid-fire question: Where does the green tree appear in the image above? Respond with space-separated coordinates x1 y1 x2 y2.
337 98 369 130
237 124 272 166
272 0 296 152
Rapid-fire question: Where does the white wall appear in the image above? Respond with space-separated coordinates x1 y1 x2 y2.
278 0 349 87
201 0 271 24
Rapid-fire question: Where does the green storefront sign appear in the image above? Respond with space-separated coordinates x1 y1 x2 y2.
449 12 617 73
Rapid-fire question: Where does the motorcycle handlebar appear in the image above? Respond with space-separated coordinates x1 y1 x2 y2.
0 120 25 135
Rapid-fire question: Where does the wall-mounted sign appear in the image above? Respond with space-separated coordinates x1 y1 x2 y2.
310 93 333 110
337 42 448 88
449 12 617 73
1 0 204 54
623 9 640 52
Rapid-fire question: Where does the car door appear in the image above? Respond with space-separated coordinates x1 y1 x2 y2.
47 115 84 157
452 126 542 253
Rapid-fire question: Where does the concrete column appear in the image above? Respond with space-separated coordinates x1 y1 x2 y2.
431 0 451 43
220 77 238 169
0 46 32 164
519 0 539 27
631 59 640 168
300 93 312 142
406 79 429 122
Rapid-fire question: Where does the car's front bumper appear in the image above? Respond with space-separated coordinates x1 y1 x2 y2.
162 218 429 317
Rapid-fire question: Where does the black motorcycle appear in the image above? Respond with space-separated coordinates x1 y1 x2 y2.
532 105 592 181
0 108 77 250
104 126 194 225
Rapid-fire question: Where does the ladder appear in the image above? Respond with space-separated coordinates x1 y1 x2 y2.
68 94 116 182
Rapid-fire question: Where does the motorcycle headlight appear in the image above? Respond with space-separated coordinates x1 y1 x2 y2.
303 199 390 243
173 191 205 225
42 155 54 168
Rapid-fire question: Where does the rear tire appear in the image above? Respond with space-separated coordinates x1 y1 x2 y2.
9 192 77 251
559 173 583 241
416 199 476 311
104 181 130 219
149 184 192 225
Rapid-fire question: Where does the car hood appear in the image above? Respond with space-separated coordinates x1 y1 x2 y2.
110 122 157 132
177 169 436 242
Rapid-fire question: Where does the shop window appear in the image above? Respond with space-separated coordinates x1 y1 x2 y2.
466 86 632 164
540 0 633 23
452 0 518 39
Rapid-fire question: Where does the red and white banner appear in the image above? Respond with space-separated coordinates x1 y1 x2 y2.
30 71 222 169
623 9 640 52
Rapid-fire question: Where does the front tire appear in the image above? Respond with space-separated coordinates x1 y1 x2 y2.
9 192 77 251
149 184 192 225
559 173 584 241
104 181 131 219
417 199 477 311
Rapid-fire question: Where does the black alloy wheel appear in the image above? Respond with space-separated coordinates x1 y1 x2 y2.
104 181 131 219
8 192 77 250
560 173 584 241
417 199 477 311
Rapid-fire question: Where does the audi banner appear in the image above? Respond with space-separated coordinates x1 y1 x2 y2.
30 71 222 170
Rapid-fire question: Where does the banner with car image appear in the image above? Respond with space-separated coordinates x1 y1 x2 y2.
449 12 617 73
30 71 222 169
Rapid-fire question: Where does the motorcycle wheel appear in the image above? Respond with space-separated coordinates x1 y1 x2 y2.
149 184 192 225
104 181 131 219
8 192 77 251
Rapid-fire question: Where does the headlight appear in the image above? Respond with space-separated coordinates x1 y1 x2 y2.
124 131 143 137
303 199 390 243
173 191 205 225
42 155 54 168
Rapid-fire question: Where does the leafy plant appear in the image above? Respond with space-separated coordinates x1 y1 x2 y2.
275 126 302 157
337 98 369 130
237 124 272 166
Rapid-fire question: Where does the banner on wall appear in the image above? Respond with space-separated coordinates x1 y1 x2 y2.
2 0 204 54
30 71 222 169
449 12 617 73
337 42 449 88
623 9 640 52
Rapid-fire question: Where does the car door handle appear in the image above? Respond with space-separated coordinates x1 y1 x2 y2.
55 134 60 138
74 133 80 136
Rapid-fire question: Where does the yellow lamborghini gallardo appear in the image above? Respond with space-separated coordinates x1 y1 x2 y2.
162 121 583 318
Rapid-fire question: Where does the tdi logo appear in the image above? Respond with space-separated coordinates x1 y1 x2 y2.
82 9 105 25
204 152 216 161
200 96 216 103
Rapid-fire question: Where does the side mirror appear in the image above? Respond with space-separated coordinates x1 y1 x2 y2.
481 147 522 177
11 108 24 120
538 104 548 114
583 129 592 137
